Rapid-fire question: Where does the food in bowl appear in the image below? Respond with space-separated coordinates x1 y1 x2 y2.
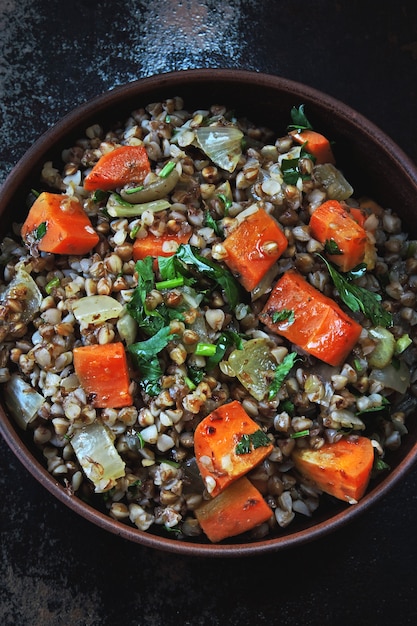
1 93 416 544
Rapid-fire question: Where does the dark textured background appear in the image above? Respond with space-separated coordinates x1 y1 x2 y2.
1 1 417 624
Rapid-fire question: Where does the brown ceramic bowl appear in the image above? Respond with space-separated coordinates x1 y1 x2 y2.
1 69 417 557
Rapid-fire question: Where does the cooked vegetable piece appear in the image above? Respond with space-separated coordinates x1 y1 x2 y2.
368 326 396 368
313 163 353 201
21 192 99 255
289 129 335 165
194 400 273 498
0 267 42 327
223 337 280 401
222 206 288 291
4 374 45 430
292 436 374 503
195 126 243 173
73 342 133 408
119 163 179 203
310 200 368 272
261 270 362 366
70 421 126 492
71 295 124 327
195 476 272 542
84 144 151 191
132 228 192 261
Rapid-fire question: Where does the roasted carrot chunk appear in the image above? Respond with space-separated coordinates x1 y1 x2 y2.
194 400 273 498
222 206 288 292
73 342 133 408
21 192 99 255
195 476 272 543
260 270 362 366
292 436 375 503
309 200 368 272
132 228 192 261
84 144 151 191
289 128 336 165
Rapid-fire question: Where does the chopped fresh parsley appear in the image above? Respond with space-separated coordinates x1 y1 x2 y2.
126 256 184 336
272 309 295 325
36 222 47 240
287 104 314 132
281 145 315 185
235 429 271 455
205 329 244 371
128 326 175 396
318 254 393 328
324 238 342 255
204 211 223 236
176 244 242 309
268 352 299 401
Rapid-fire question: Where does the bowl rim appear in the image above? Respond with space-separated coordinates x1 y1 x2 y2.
1 68 417 556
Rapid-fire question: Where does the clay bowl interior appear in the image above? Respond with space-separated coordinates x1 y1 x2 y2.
1 68 417 557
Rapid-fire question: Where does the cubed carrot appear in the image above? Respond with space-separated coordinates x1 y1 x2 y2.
260 270 362 366
292 436 375 503
21 192 99 255
222 206 288 291
73 342 133 408
309 199 368 272
84 144 151 191
133 228 192 261
289 129 336 165
194 400 273 498
195 476 272 543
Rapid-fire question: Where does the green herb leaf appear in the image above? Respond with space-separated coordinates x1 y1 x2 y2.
318 254 393 328
235 429 270 455
287 104 313 131
268 352 299 401
272 309 295 325
36 222 47 240
281 146 315 185
128 326 174 396
204 211 223 236
324 239 342 255
205 329 244 371
176 244 241 309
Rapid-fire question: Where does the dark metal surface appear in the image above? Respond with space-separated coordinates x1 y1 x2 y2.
1 1 417 624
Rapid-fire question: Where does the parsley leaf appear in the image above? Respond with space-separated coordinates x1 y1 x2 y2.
281 146 315 185
176 244 242 309
36 222 47 240
324 239 342 255
235 430 270 455
268 352 299 401
287 104 314 132
128 326 174 396
271 309 295 325
318 254 393 328
205 329 244 371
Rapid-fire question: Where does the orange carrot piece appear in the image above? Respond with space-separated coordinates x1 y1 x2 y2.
292 436 374 503
309 199 368 272
194 400 273 498
132 228 192 261
84 144 151 191
289 128 335 165
21 192 99 255
261 270 362 366
73 342 133 408
222 207 288 292
195 476 272 543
